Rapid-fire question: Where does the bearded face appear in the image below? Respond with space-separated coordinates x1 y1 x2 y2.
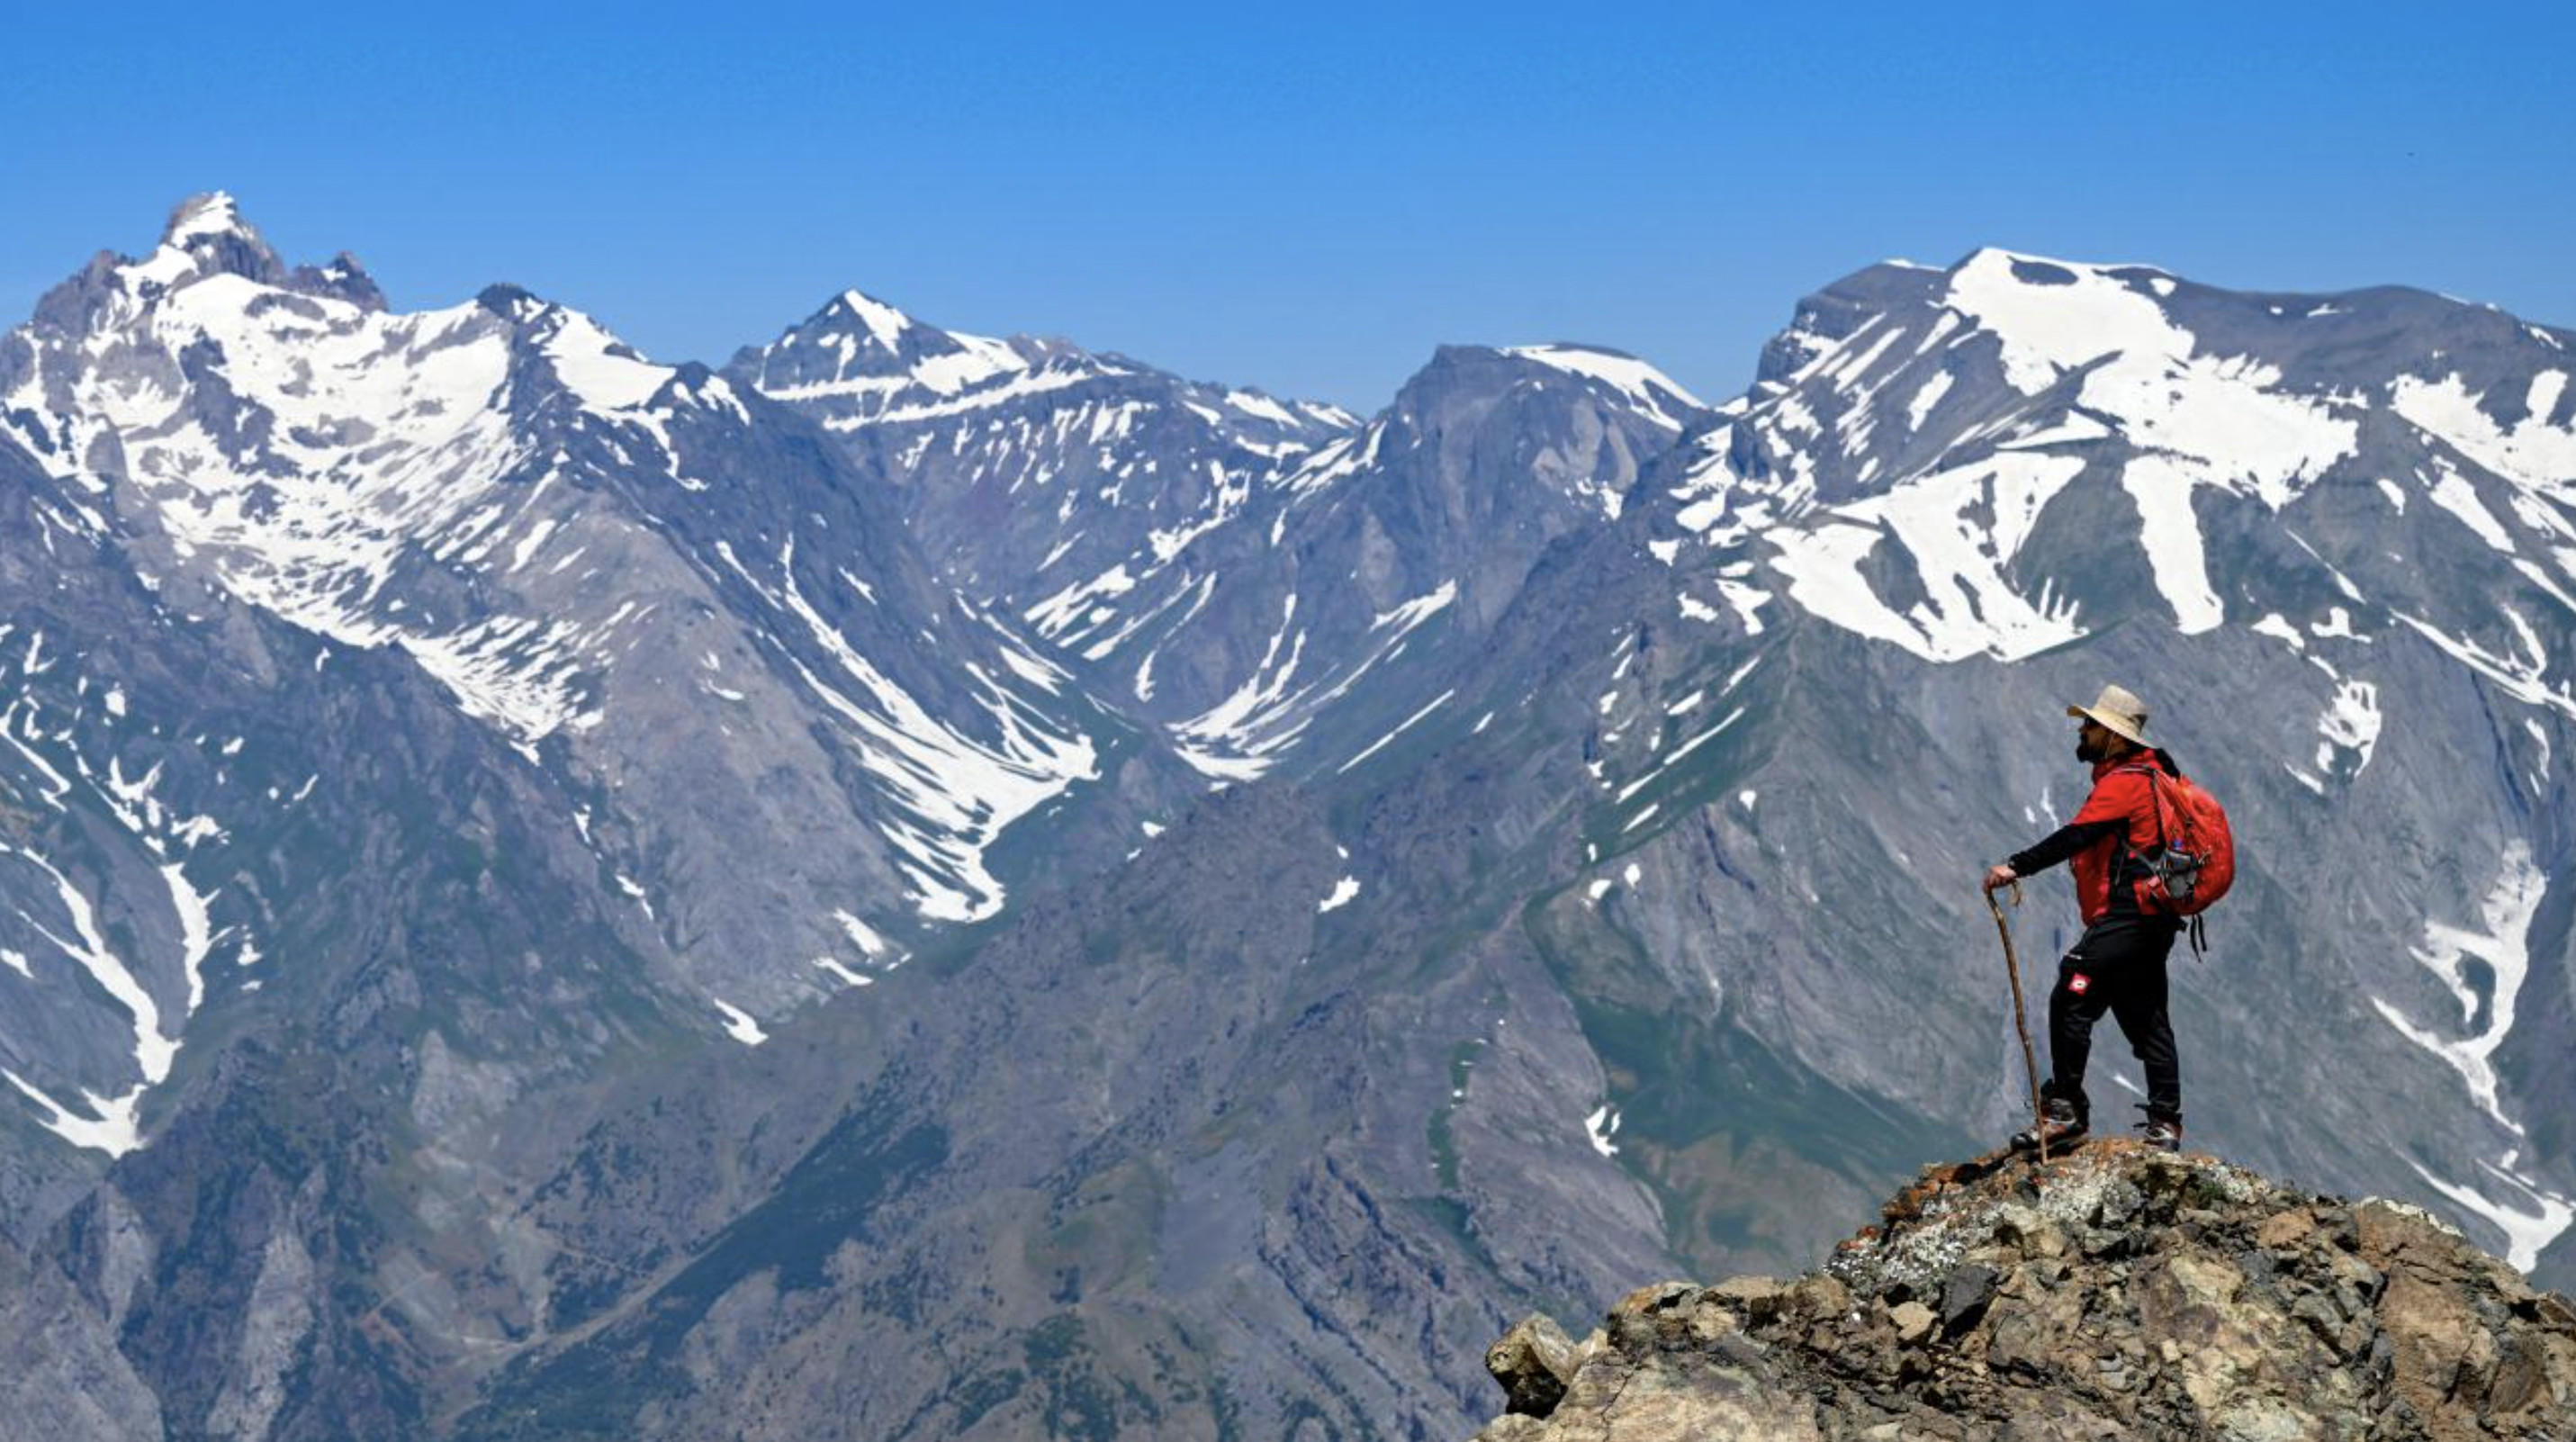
2075 719 2120 763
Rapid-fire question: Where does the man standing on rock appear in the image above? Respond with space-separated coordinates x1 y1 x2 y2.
1982 684 2186 1154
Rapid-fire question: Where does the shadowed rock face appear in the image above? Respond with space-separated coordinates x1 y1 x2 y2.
1476 1142 2576 1441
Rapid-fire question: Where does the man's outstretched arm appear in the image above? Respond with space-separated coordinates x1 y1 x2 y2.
1983 818 2122 891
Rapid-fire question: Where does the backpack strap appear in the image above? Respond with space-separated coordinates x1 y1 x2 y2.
2109 762 2191 916
2112 762 2179 852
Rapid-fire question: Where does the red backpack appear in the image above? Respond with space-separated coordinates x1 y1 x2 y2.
2116 764 2236 919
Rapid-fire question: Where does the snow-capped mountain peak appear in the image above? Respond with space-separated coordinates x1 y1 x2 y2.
815 285 1039 395
727 287 1361 666
140 191 277 278
734 287 1083 421
163 190 252 247
1658 247 2575 679
2 201 1135 1025
833 286 921 348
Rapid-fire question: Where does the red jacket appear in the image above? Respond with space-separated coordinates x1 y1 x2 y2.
2011 749 2177 924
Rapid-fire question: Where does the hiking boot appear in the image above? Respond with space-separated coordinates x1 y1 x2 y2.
2134 1107 2184 1153
2010 1097 2086 1153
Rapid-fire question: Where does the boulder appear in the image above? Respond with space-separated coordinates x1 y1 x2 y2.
1484 1313 1584 1418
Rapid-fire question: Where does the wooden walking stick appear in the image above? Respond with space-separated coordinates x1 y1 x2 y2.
1986 879 2047 1162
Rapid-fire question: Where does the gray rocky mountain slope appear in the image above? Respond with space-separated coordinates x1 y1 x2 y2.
0 197 1195 1437
1463 248 2576 1292
419 247 2576 1436
735 299 1709 781
0 200 2571 1440
2 194 1176 1010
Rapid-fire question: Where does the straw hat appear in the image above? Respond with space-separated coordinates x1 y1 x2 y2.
2067 684 2149 744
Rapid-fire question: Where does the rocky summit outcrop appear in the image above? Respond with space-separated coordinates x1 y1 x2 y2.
1475 1141 2576 1441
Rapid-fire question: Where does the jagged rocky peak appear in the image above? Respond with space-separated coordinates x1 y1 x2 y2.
1476 1142 2576 1441
727 284 1065 412
21 192 386 341
293 249 385 311
733 280 1353 443
138 191 383 309
152 191 286 284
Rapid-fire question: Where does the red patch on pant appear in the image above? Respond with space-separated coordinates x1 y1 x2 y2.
2068 973 2092 995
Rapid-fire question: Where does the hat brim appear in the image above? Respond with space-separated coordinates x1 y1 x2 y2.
2066 704 2148 744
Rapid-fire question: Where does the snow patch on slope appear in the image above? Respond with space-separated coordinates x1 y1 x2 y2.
0 843 178 1156
1503 345 1706 430
1946 250 2358 634
770 542 1098 923
540 310 673 410
2391 372 2576 500
2369 843 2547 1134
1764 454 2087 662
1174 581 1457 781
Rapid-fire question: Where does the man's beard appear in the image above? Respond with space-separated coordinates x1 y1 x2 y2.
2076 734 2108 762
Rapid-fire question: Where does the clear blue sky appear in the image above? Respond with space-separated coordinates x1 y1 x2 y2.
4 2 2569 410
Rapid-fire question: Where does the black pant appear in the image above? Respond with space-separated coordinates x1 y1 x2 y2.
2041 915 2182 1124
